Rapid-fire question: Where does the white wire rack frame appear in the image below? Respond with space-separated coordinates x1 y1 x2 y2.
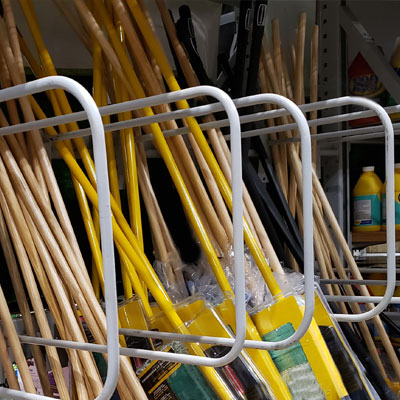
0 74 394 368
0 76 393 399
30 91 396 318
0 73 314 399
49 92 396 318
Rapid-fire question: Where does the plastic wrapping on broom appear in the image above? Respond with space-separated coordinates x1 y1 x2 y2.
153 252 188 303
182 251 223 304
273 269 305 299
222 245 273 309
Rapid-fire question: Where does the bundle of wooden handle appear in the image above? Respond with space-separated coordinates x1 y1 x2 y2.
0 0 398 398
0 0 146 398
0 0 288 398
258 13 400 383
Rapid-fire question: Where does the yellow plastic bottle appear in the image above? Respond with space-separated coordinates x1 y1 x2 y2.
353 166 383 232
381 163 400 231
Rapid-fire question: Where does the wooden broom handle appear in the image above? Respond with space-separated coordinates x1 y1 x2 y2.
0 325 20 391
310 25 319 168
0 203 54 397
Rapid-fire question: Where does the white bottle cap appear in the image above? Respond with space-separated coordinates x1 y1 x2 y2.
395 163 400 169
362 166 374 172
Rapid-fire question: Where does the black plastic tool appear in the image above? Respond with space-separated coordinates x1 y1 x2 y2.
230 0 307 268
176 5 213 86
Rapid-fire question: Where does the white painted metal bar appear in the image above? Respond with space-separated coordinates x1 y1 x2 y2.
338 268 400 273
326 97 396 322
2 92 400 144
320 279 400 285
326 296 400 305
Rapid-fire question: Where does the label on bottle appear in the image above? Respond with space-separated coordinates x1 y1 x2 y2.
349 73 383 97
381 192 400 225
353 194 381 227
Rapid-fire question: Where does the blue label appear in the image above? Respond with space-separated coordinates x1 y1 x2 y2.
353 194 381 227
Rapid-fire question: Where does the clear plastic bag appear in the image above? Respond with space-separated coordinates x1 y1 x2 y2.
153 251 188 303
222 245 273 309
182 251 223 304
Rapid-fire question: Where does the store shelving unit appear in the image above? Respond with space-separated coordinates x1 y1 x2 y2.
317 0 400 249
352 231 400 246
0 69 397 397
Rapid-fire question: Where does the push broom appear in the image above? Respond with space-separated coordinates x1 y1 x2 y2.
227 5 340 398
259 19 387 397
264 16 400 387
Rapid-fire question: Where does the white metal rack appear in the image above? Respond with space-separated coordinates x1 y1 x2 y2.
0 76 396 399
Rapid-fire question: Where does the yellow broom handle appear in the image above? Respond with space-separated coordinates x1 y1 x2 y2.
93 30 133 300
92 206 102 299
127 0 282 296
115 81 148 298
114 77 144 249
112 14 146 294
22 0 97 186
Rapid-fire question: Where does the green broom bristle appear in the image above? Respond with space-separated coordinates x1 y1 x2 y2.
263 323 324 399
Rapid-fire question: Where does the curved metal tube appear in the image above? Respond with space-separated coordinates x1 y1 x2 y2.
231 93 315 350
328 97 395 322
